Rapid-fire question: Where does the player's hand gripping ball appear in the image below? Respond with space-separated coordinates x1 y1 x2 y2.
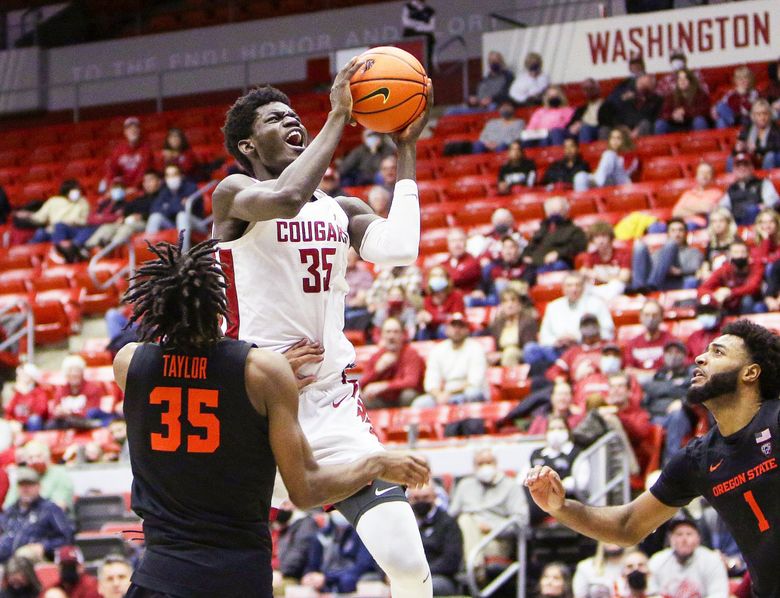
349 46 429 134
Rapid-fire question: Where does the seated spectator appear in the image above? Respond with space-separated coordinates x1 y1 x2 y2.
647 518 729 597
522 196 587 272
414 313 488 407
146 164 202 241
372 284 419 340
687 297 726 361
572 543 625 598
572 342 644 410
14 180 90 246
375 155 397 191
366 185 391 218
360 317 425 408
698 239 765 314
473 102 525 154
631 217 703 291
103 117 152 191
319 166 345 198
611 74 662 137
5 442 73 511
527 272 614 367
98 419 129 463
763 57 780 112
0 467 74 563
537 562 573 598
606 54 646 107
448 448 527 567
468 208 526 266
0 556 42 598
487 288 538 366
566 78 609 144
49 545 100 598
578 220 631 301
496 140 536 192
526 382 584 434
618 549 652 598
460 50 514 112
85 169 161 250
573 126 638 191
483 236 536 302
656 49 708 96
339 129 394 187
6 364 48 432
407 483 463 597
157 127 198 176
540 137 590 188
623 300 681 382
697 206 738 280
272 500 319 592
47 355 106 430
508 52 548 106
441 228 482 294
598 373 654 473
344 248 374 332
546 314 608 386
730 99 780 171
523 86 575 146
97 555 132 598
654 68 711 134
300 512 376 595
367 264 423 330
712 65 759 128
416 267 465 340
671 162 722 222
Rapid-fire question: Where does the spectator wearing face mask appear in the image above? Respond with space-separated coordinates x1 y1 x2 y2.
623 300 681 383
145 164 199 234
467 208 526 266
686 298 725 361
571 343 643 411
17 180 90 245
526 382 584 435
508 52 549 106
272 500 319 593
522 196 588 272
48 545 100 598
456 50 514 112
339 130 395 187
572 542 626 598
619 549 653 598
523 86 575 146
656 49 708 97
473 102 526 154
6 365 48 432
546 314 608 386
567 78 610 144
698 240 766 314
416 267 465 340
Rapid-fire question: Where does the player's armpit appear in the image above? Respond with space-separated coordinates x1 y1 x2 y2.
112 343 140 392
212 174 306 223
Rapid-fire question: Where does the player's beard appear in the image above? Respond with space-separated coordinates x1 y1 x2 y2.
687 367 741 405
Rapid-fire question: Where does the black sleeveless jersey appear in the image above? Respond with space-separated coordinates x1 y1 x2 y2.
124 339 276 598
651 399 780 598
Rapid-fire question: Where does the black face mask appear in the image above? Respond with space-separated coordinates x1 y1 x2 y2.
411 501 433 518
489 62 502 73
687 367 740 405
548 97 563 108
494 223 511 235
731 257 748 269
276 509 293 524
626 569 647 591
59 562 80 587
547 214 565 225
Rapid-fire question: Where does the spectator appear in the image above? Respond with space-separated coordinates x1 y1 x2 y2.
483 236 536 301
538 562 573 598
473 102 525 153
611 74 662 137
50 545 100 598
417 267 465 340
0 467 74 564
272 501 319 590
375 155 398 192
344 248 374 332
647 518 729 598
523 86 575 146
360 317 425 408
720 151 780 225
573 126 639 191
572 543 625 598
732 99 780 170
546 314 608 386
526 382 585 434
656 49 708 96
372 284 419 340
47 355 106 430
85 169 162 250
467 208 525 265
697 206 738 280
0 556 42 598
407 483 463 596
401 0 435 68
540 138 590 188
623 300 681 382
487 288 538 366
600 372 654 472
762 58 780 111
5 441 74 511
157 127 197 176
339 130 394 186
578 220 631 301
319 166 345 198
367 264 423 323
465 51 514 111
571 342 644 411
448 448 527 566
528 272 615 367
630 217 703 291
366 185 391 218
100 419 129 463
522 196 587 271
654 69 711 134
441 228 482 294
566 78 609 143
146 164 202 238
671 162 722 221
103 117 152 190
496 140 536 192
712 65 759 128
686 297 726 361
607 54 646 106
508 52 549 106
6 364 48 431
698 239 765 314
414 312 488 407
97 555 132 598
15 180 90 245
619 549 652 598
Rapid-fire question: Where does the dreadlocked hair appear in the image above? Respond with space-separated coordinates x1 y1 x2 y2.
722 319 780 402
124 235 228 352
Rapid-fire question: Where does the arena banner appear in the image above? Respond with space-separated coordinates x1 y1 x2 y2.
482 0 779 84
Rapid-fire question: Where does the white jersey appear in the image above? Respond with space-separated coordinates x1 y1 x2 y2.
217 188 356 393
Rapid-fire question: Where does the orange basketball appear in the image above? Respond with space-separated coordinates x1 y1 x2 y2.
349 46 428 134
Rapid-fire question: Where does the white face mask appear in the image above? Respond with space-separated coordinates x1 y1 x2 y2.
365 136 381 150
546 429 569 450
475 464 497 484
109 187 125 202
697 314 718 330
428 277 448 293
600 355 622 375
166 176 182 191
67 189 81 202
671 58 686 71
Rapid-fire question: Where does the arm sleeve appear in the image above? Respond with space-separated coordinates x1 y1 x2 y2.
359 179 420 267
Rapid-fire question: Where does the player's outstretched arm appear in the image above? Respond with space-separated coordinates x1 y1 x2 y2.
247 349 429 509
525 466 679 546
212 58 364 223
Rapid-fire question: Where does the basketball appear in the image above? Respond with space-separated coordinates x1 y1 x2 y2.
349 46 429 134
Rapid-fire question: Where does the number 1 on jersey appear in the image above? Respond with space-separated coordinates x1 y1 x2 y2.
300 248 336 293
744 490 770 532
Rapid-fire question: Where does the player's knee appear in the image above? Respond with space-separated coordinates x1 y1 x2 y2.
378 545 429 584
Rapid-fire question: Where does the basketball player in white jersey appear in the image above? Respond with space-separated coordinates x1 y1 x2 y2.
212 58 434 597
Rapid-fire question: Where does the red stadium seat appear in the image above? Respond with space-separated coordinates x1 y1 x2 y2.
75 271 121 315
650 177 693 208
436 155 485 178
635 135 675 159
677 135 721 155
603 189 650 213
416 180 445 204
32 301 72 345
442 177 489 202
642 157 684 181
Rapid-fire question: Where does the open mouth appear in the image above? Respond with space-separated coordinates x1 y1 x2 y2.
691 368 706 383
285 128 305 149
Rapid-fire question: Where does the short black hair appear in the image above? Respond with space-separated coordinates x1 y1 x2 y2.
124 236 228 352
222 86 291 174
59 179 80 196
667 217 687 230
722 319 780 402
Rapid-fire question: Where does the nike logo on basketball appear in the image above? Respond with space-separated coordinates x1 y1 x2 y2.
710 459 724 472
375 486 398 496
331 393 350 408
356 87 390 105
